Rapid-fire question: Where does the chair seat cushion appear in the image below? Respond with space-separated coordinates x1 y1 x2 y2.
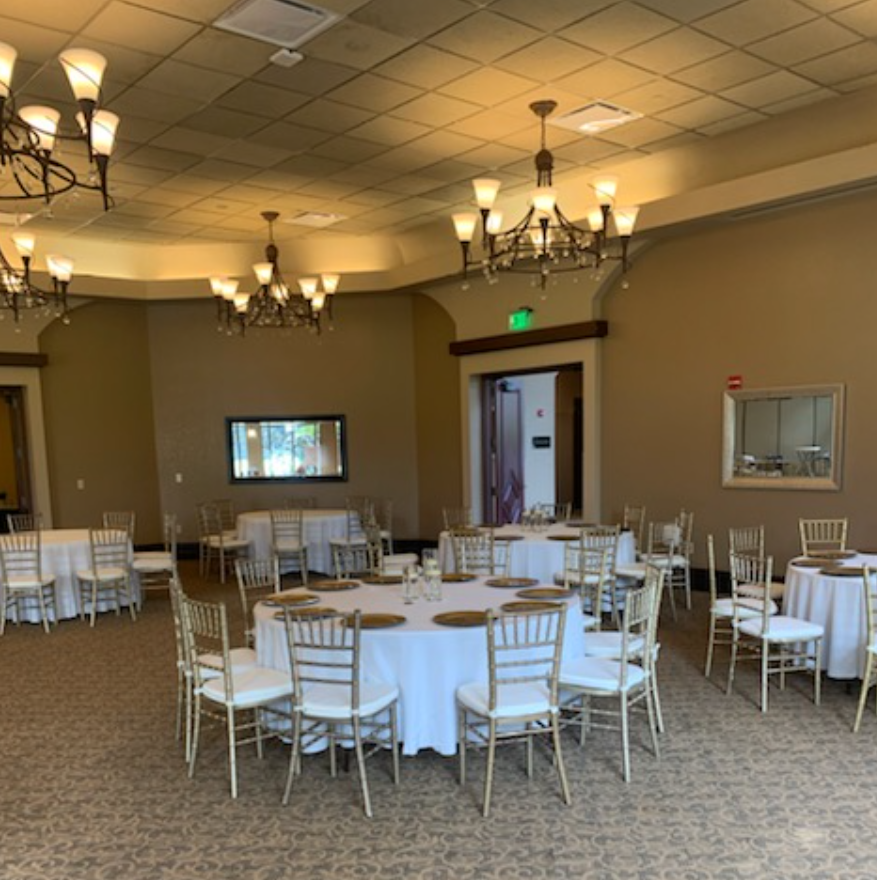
738 615 824 641
456 681 553 718
553 571 604 587
76 566 128 582
615 562 646 580
712 597 778 619
198 646 258 677
558 656 646 693
201 666 292 708
6 574 55 590
206 536 249 550
329 537 367 548
582 614 601 630
301 680 398 720
582 631 645 659
738 581 786 600
132 552 173 572
274 539 305 553
382 553 418 574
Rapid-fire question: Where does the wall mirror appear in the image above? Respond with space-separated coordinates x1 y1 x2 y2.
722 385 845 491
227 415 347 482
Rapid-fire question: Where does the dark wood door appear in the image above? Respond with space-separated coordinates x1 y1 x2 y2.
0 387 32 528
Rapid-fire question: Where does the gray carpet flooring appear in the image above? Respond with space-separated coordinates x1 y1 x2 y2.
3 562 877 879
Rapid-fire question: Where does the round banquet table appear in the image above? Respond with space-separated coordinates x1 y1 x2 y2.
783 553 877 679
4 528 137 623
236 509 351 575
437 523 637 582
254 576 585 756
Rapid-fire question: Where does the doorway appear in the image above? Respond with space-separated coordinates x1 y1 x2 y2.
480 365 583 524
0 387 33 528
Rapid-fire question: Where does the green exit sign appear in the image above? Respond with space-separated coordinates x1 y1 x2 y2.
508 307 534 332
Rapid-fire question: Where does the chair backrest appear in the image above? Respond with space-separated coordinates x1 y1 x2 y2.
560 542 610 625
0 530 43 582
161 513 179 560
642 563 665 658
729 525 765 559
197 502 220 538
581 524 619 572
622 504 646 551
729 550 773 630
374 498 393 531
283 609 361 713
235 557 280 646
616 578 659 688
677 509 695 555
213 499 236 532
6 512 42 533
89 528 130 572
799 518 848 556
706 534 718 608
168 578 189 675
332 538 381 579
181 594 233 698
862 567 877 653
456 529 509 576
102 510 135 537
485 604 567 714
271 508 304 548
285 496 316 509
443 506 473 531
538 502 572 522
643 521 679 559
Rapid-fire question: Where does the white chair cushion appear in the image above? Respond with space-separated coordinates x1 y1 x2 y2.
712 597 778 619
558 656 645 693
206 536 249 550
201 666 292 708
738 615 824 642
582 631 645 659
300 680 398 720
198 647 258 677
552 571 602 586
6 574 54 590
383 553 418 574
329 537 367 547
76 566 128 582
274 539 305 552
615 562 646 580
738 581 786 600
457 681 553 718
582 614 601 630
132 552 173 572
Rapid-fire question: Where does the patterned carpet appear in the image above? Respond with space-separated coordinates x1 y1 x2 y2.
3 562 877 880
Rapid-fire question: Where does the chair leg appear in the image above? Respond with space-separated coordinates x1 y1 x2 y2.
457 706 467 785
761 641 769 713
645 686 660 759
188 696 202 779
525 723 534 778
620 695 631 783
300 550 309 586
684 564 692 611
226 704 238 799
282 712 303 807
814 640 822 707
389 704 400 785
854 656 874 732
651 665 665 735
352 717 373 819
482 719 497 818
704 613 716 678
726 629 739 696
550 713 572 806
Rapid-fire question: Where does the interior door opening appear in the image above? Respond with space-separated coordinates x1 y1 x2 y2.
0 387 33 531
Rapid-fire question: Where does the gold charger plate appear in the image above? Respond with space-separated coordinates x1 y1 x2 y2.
496 534 525 542
442 573 477 583
485 577 540 589
565 521 593 528
310 579 360 592
793 558 828 568
263 591 320 607
500 600 560 612
547 534 578 542
361 574 403 585
517 586 575 600
817 550 857 560
820 565 868 577
433 611 487 627
274 606 337 620
343 613 407 629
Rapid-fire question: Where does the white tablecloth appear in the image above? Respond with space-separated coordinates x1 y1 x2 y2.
438 524 636 582
255 576 586 756
4 529 137 623
783 553 876 679
236 509 351 575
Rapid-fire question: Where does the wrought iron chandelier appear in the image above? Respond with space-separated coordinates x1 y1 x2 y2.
0 232 73 324
452 100 640 290
209 211 340 336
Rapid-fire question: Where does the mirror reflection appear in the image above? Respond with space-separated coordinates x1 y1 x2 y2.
227 416 347 482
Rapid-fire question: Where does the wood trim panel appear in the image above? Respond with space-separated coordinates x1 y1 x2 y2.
449 320 608 356
0 352 48 368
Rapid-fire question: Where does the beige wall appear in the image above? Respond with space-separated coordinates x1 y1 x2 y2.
40 301 162 538
146 294 421 542
600 190 877 569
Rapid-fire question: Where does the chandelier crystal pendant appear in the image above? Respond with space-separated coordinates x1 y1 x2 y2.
452 100 640 290
0 231 73 324
209 211 340 336
0 43 120 210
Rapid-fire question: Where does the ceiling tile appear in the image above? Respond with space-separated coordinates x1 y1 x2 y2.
171 28 273 78
188 195 254 215
69 40 164 86
555 58 657 99
309 135 389 163
284 100 375 134
0 0 106 31
211 183 291 204
793 40 877 84
671 50 778 91
438 67 541 106
562 3 680 55
111 200 178 219
182 159 260 183
612 77 705 114
493 37 602 81
831 0 877 37
747 18 862 65
445 109 531 140
328 165 398 187
721 69 823 107
373 45 479 90
634 0 742 22
110 86 204 124
165 207 229 226
120 0 236 23
218 82 311 117
149 127 236 157
489 0 610 31
351 0 474 38
124 145 203 173
107 164 178 187
697 109 769 135
0 16 70 63
379 174 462 196
656 94 753 128
134 188 205 209
138 59 240 102
151 174 231 195
695 0 818 46
293 178 364 200
184 106 267 139
328 73 424 113
459 142 530 169
348 116 432 146
255 57 359 96
82 2 201 55
392 93 481 126
551 137 630 166
639 130 705 153
596 116 686 148
426 10 542 62
248 122 332 152
798 0 863 10
622 26 730 75
760 85 837 114
269 154 349 179
304 20 415 69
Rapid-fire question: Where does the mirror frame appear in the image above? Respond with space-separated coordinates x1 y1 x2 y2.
226 415 348 484
722 384 845 491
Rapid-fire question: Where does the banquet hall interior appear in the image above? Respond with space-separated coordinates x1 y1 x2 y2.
4 0 877 877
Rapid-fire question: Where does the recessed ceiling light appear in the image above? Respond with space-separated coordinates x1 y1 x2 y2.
548 101 642 135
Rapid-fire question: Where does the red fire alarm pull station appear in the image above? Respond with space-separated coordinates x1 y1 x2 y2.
727 375 742 390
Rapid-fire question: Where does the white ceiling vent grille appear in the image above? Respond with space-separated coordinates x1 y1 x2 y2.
214 0 340 49
549 101 642 135
284 211 346 228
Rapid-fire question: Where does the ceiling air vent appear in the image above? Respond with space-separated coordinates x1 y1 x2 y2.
214 0 340 49
549 101 642 135
284 212 346 228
